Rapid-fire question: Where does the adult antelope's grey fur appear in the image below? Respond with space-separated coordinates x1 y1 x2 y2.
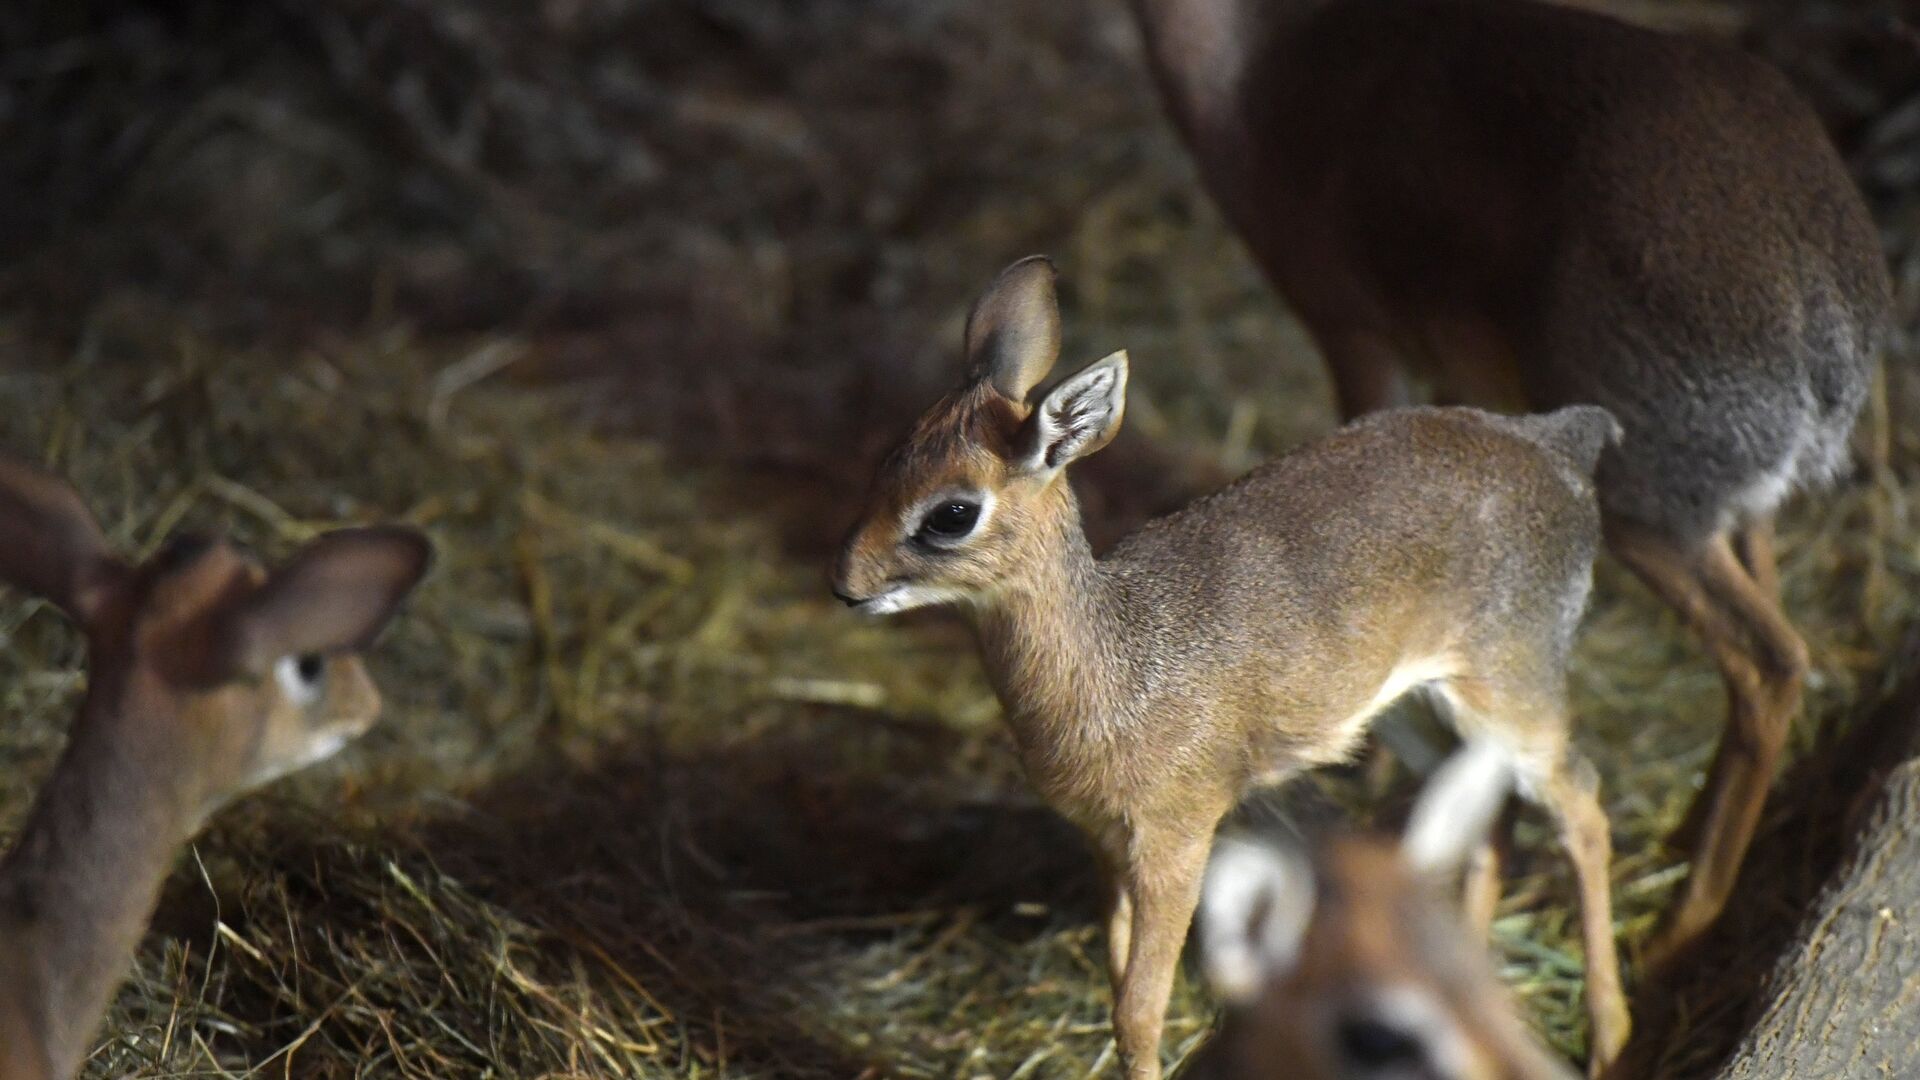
833 258 1627 1078
1191 741 1578 1080
1131 0 1891 965
0 456 430 1080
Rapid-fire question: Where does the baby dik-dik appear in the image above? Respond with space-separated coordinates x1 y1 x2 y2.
833 258 1627 1078
1192 741 1576 1080
0 455 430 1080
1130 0 1892 964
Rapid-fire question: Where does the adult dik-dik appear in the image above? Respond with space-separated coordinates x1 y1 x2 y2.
1191 741 1577 1080
0 456 430 1080
1129 0 1892 963
833 259 1626 1078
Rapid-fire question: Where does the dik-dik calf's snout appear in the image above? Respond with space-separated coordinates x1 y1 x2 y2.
830 399 1030 617
831 496 996 617
829 526 895 612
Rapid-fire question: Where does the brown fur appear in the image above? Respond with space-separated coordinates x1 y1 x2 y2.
1131 0 1891 968
834 261 1628 1079
0 459 429 1080
1193 838 1576 1080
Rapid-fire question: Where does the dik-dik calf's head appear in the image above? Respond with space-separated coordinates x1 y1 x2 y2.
834 257 1128 615
0 456 430 823
1198 743 1570 1080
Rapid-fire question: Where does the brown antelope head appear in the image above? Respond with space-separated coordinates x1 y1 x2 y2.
0 456 431 826
1197 742 1576 1080
832 255 1127 615
0 455 432 1080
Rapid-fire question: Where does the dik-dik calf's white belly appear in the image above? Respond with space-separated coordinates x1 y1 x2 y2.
1256 653 1460 784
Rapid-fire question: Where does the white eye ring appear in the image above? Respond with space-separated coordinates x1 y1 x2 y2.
907 489 995 548
275 654 326 706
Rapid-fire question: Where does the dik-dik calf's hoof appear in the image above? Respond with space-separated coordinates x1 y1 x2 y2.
1119 1048 1163 1080
1587 996 1632 1079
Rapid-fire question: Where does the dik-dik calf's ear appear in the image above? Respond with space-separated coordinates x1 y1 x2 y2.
0 454 127 628
1024 351 1128 475
1199 837 1317 1003
966 255 1062 402
1401 739 1514 877
217 526 432 677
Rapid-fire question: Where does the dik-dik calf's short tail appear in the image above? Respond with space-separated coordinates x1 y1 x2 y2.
1510 405 1623 477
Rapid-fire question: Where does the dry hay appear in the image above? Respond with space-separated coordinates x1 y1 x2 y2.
1 0 1918 1077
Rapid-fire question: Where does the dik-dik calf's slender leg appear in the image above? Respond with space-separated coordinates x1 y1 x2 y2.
1607 521 1808 967
1443 679 1627 1074
1098 846 1136 996
1114 827 1215 1080
1537 758 1629 1074
1462 801 1519 938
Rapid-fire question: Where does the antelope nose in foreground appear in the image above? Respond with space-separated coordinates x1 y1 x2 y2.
831 586 863 608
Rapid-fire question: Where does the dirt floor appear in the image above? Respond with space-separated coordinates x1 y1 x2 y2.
0 0 1917 1076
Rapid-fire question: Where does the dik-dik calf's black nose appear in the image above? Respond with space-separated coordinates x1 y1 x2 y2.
831 587 863 608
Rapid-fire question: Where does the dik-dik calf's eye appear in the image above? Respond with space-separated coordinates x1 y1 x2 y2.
916 500 981 545
276 653 327 705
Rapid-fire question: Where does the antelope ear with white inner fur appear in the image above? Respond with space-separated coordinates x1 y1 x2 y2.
1401 739 1516 877
1198 836 1317 1004
1025 350 1128 475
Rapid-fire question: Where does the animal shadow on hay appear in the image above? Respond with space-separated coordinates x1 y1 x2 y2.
412 719 1097 1074
136 717 1109 1074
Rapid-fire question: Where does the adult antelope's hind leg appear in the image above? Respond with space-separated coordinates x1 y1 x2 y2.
1608 523 1808 967
1733 517 1780 600
1114 827 1215 1080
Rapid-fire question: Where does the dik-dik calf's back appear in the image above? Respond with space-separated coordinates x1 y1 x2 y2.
1133 0 1891 961
1073 405 1614 810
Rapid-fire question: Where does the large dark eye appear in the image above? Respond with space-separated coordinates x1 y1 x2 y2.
276 654 327 705
1335 1016 1425 1070
918 500 981 542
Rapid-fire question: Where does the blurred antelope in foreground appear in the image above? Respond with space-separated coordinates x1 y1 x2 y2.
1130 0 1891 964
1192 741 1577 1080
0 456 430 1080
833 259 1626 1079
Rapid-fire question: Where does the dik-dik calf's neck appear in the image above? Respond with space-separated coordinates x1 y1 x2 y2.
0 682 199 1072
971 484 1140 754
